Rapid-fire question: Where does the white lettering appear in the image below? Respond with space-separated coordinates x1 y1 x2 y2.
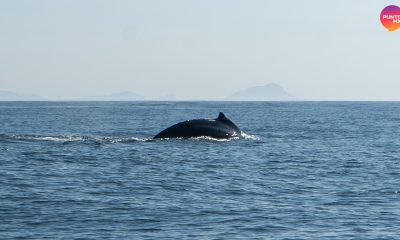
383 15 400 20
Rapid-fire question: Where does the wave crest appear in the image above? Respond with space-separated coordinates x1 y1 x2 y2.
241 132 259 140
0 134 149 144
0 132 258 144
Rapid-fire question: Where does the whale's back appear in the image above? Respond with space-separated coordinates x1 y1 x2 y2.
154 119 239 139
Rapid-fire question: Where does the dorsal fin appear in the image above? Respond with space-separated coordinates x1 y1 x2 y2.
216 112 227 121
215 112 241 133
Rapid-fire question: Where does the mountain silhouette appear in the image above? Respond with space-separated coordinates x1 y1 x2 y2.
0 91 43 101
226 83 296 101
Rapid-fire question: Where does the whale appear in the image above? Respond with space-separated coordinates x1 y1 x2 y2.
154 112 241 139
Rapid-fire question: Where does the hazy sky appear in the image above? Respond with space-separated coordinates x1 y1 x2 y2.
0 0 399 100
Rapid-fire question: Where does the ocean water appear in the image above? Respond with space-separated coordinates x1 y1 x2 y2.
1 101 400 239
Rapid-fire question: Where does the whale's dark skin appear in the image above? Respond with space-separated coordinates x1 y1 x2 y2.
154 112 241 139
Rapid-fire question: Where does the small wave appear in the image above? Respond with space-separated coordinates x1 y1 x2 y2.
15 135 87 142
101 136 149 143
241 132 259 140
192 136 238 142
1 133 258 144
0 134 149 144
155 132 258 142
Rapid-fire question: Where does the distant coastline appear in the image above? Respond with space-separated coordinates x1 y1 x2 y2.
0 83 297 101
0 91 43 101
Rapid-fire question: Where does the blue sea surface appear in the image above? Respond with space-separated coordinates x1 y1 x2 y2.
1 101 400 239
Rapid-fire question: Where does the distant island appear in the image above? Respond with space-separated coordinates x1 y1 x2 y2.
81 91 145 101
0 91 43 101
1 84 297 101
226 83 297 101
